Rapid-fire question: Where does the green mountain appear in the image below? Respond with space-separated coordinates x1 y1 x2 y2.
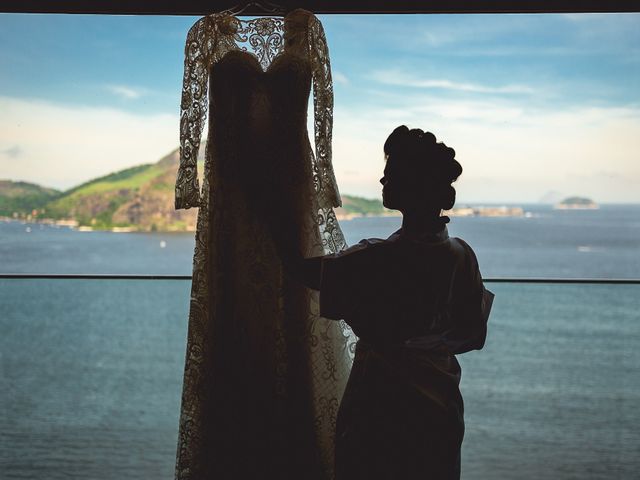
336 195 386 217
0 180 61 217
43 149 200 231
1 150 386 231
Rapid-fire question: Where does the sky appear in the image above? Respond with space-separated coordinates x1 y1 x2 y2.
0 13 639 203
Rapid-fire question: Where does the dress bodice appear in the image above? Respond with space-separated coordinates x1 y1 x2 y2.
211 50 312 135
209 49 313 191
175 8 341 211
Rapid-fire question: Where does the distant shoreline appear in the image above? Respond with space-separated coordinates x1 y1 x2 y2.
1 204 526 233
4 203 636 233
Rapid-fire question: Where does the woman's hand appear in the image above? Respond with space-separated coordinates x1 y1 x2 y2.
270 220 323 290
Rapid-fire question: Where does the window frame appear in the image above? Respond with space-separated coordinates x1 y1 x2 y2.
1 0 638 281
1 0 638 15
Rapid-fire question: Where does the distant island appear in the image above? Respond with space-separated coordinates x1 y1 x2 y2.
0 148 524 232
445 205 524 218
554 196 599 210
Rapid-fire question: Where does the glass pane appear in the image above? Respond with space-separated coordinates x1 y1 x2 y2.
1 280 639 478
0 279 190 478
458 283 640 478
1 13 639 277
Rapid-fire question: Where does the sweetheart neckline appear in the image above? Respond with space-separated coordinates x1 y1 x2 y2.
217 49 308 74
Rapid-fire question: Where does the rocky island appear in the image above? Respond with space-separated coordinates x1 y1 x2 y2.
554 196 599 210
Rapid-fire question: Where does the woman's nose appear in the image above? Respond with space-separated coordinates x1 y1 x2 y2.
380 177 386 186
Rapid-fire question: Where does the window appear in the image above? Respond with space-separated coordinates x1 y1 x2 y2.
1 3 638 478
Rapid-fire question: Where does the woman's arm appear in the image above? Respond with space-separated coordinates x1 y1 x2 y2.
270 227 323 290
442 287 493 354
442 239 494 354
280 253 323 291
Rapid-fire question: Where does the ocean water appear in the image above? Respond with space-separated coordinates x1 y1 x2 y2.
2 205 639 278
1 205 639 479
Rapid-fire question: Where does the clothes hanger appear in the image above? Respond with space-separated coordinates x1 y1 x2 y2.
221 1 288 17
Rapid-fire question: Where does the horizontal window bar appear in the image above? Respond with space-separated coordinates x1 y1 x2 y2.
1 1 638 15
0 274 193 280
0 274 639 284
482 278 640 284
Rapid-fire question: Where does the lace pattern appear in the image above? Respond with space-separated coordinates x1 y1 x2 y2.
309 16 341 210
175 9 356 479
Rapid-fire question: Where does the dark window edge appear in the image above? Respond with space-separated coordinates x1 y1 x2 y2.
1 1 639 15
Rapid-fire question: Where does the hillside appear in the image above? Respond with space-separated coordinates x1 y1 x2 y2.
1 150 387 231
41 149 201 231
0 180 61 217
335 195 387 218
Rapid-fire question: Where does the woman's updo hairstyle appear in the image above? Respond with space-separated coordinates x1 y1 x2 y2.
383 125 463 210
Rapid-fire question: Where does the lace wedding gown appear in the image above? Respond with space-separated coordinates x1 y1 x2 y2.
174 9 354 479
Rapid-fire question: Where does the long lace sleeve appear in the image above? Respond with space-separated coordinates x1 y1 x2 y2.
308 15 341 209
175 17 215 210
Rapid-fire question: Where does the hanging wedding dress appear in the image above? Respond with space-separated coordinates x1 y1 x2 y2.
174 8 354 480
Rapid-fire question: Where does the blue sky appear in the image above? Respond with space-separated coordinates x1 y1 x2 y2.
0 13 638 202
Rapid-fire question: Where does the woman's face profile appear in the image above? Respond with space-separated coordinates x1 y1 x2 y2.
381 155 433 212
381 156 410 210
380 163 394 209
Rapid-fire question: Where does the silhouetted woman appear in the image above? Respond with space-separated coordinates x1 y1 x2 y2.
273 125 493 479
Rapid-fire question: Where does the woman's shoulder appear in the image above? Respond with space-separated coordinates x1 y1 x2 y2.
323 237 397 275
341 235 395 252
450 236 474 251
449 236 481 269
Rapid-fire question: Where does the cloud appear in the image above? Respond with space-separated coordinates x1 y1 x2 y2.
105 84 150 100
0 95 178 189
372 70 536 95
356 89 527 124
561 13 599 22
327 91 640 203
414 16 536 48
333 71 349 85
2 92 639 204
1 145 23 159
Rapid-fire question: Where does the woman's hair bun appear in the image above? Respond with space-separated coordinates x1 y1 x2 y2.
384 125 463 210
